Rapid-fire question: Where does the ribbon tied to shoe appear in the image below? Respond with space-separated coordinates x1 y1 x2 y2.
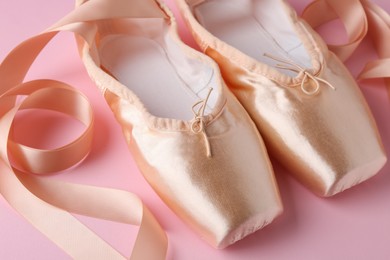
0 0 167 259
264 53 336 96
302 0 390 95
191 87 213 157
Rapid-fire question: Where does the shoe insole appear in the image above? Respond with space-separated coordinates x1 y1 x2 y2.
99 34 215 120
193 0 311 74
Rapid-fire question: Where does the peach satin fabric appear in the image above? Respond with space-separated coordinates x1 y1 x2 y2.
0 0 389 258
0 0 167 259
302 0 390 93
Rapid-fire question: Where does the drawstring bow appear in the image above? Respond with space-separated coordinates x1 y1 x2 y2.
264 53 336 95
191 88 213 158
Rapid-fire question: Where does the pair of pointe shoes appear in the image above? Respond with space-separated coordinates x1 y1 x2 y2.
77 0 386 248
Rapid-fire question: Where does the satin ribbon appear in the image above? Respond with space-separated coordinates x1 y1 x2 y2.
0 0 167 259
302 0 390 96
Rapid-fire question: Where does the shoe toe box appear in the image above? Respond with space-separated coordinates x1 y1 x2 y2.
129 94 283 247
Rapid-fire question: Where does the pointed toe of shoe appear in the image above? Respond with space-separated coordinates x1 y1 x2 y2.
228 54 387 197
215 204 283 249
325 153 387 196
127 92 283 247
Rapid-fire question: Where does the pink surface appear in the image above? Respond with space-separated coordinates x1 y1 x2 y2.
1 0 390 259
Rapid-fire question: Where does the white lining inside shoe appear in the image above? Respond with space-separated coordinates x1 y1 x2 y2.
192 0 311 75
98 19 218 120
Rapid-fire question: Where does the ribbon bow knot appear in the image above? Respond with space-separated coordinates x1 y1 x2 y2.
191 87 213 158
300 69 336 95
265 53 336 96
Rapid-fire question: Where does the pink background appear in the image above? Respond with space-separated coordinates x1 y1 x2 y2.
1 0 390 259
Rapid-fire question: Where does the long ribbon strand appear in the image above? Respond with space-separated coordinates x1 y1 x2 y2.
302 0 390 97
0 0 167 259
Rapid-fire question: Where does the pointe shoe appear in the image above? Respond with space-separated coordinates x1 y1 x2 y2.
77 0 282 248
175 0 387 196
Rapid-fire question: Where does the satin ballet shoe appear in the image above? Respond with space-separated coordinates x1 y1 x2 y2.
76 0 282 248
175 0 387 196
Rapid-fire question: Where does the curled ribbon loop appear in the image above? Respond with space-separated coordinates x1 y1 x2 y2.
264 53 336 95
302 0 390 96
191 87 213 158
0 0 167 259
5 81 94 174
